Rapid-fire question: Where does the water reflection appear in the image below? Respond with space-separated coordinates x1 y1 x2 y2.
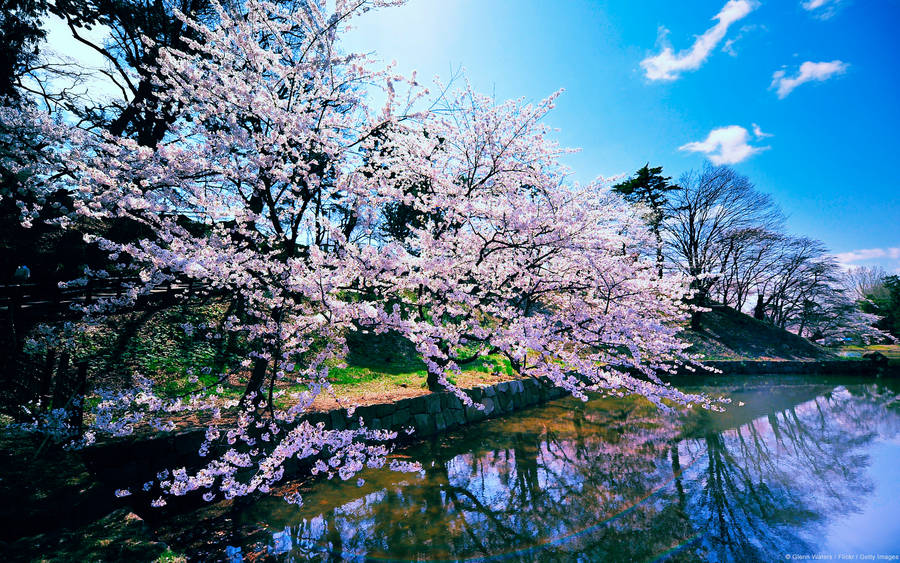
160 377 900 562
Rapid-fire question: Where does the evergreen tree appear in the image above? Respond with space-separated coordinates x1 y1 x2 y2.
612 164 679 277
0 0 48 100
861 275 900 339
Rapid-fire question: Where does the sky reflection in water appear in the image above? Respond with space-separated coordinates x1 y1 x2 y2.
166 376 900 562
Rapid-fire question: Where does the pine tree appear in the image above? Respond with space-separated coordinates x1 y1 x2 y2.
612 164 679 278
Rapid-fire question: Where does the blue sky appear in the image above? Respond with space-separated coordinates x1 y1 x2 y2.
341 0 900 272
41 0 900 271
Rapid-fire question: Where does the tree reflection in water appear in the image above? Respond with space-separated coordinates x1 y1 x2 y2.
161 379 900 562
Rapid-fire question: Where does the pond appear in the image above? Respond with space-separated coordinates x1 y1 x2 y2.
158 376 900 562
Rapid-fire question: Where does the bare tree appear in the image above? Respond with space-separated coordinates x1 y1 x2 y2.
754 237 830 330
710 227 784 311
663 165 783 328
739 238 889 343
654 164 883 343
844 266 888 301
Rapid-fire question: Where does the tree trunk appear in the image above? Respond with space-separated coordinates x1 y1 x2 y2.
753 294 766 320
671 442 686 512
241 357 269 409
39 348 57 411
690 309 702 331
68 361 88 435
654 227 665 279
51 351 71 410
689 287 705 331
426 370 440 392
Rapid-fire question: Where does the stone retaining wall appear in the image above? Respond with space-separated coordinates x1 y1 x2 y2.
82 378 567 489
303 377 567 438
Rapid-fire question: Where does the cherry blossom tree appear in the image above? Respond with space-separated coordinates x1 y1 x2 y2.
379 86 705 400
4 0 718 506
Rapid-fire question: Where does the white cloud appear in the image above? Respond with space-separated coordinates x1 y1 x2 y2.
641 0 758 81
834 248 900 264
752 123 773 139
722 38 738 57
801 0 844 19
721 24 762 57
771 60 848 98
679 125 768 165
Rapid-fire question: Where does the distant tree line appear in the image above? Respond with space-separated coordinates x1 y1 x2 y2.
614 164 888 344
847 266 900 339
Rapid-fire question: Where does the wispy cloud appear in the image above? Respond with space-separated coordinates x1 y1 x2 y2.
641 0 757 81
801 0 844 19
752 123 773 139
679 125 768 165
834 247 900 264
721 24 762 57
771 60 848 98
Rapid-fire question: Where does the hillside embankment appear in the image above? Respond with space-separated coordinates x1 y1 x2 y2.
682 303 835 361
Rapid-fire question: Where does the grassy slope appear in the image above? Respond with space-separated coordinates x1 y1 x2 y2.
681 304 835 361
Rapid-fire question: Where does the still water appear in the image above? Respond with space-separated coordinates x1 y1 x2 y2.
160 376 900 562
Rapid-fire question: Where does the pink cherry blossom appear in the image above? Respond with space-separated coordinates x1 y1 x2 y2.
2 0 722 508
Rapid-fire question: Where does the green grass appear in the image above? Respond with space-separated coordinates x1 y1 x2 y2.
836 344 900 365
156 548 188 562
327 353 514 389
683 304 833 361
130 324 518 412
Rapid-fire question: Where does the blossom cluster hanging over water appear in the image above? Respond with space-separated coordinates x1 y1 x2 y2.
2 0 721 506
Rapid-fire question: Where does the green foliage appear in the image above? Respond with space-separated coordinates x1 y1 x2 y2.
0 0 47 99
381 179 445 246
861 275 900 338
370 127 446 246
612 163 679 277
156 548 188 562
611 163 679 231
